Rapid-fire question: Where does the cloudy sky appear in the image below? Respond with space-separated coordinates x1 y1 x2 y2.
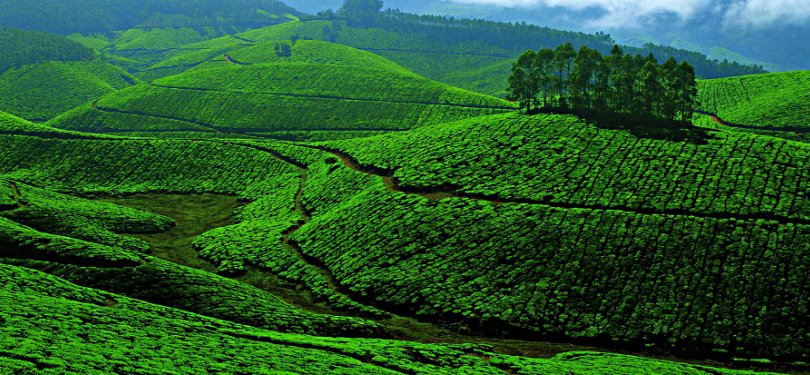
449 0 810 29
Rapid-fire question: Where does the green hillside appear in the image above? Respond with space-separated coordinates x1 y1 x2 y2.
0 61 138 121
50 41 513 139
0 27 94 73
0 111 100 138
0 117 799 372
259 114 809 362
227 16 765 96
0 3 806 373
698 71 810 131
2 263 772 374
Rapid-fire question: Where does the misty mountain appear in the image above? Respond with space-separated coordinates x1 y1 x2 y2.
284 0 809 71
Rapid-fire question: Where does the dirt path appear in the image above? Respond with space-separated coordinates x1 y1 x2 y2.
695 110 810 134
233 143 386 317
223 54 249 66
8 182 28 209
306 145 810 226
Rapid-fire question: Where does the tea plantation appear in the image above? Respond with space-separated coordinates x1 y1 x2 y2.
50 41 513 137
0 61 138 121
0 1 806 373
697 71 810 131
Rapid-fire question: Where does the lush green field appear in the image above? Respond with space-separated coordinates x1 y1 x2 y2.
0 3 805 373
698 71 810 130
0 128 787 373
250 115 808 361
330 113 809 222
50 41 513 137
0 61 138 121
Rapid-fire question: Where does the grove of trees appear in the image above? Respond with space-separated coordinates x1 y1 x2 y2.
509 44 699 124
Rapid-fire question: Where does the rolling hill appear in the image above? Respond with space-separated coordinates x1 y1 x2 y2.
0 61 138 121
0 2 806 373
1 264 767 374
49 40 513 139
698 71 810 131
0 27 94 73
273 113 810 361
0 110 802 372
223 14 764 96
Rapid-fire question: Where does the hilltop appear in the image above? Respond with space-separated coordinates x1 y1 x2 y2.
0 28 94 73
50 40 513 139
0 61 138 121
698 71 810 132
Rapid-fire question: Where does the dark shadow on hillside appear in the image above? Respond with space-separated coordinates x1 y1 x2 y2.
534 108 716 145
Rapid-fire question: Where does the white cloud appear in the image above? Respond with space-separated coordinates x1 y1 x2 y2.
448 0 810 29
724 0 810 28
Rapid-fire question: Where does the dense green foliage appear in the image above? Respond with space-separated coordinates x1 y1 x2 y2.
0 0 297 34
284 10 761 96
333 113 809 222
0 264 768 374
0 61 138 121
0 136 294 198
290 113 810 360
698 71 810 129
0 181 173 252
0 4 804 372
0 28 94 73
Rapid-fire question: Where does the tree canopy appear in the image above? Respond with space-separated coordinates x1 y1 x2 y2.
509 44 698 125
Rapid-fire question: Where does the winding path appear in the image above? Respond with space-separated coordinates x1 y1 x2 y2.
233 143 387 318
695 110 810 134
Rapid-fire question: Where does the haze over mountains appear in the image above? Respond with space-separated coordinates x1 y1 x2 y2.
285 0 810 72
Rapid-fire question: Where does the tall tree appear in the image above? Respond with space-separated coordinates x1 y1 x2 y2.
507 43 697 125
553 43 576 109
660 57 679 120
339 0 384 26
569 46 600 111
509 50 539 113
637 55 661 117
676 62 698 124
535 48 555 109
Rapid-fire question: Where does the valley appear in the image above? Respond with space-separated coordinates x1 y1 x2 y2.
0 1 807 374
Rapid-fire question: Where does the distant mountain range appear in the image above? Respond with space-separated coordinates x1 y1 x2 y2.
284 0 810 72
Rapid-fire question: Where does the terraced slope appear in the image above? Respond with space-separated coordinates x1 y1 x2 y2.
164 115 810 362
231 113 810 362
331 113 809 222
698 71 810 131
2 264 771 374
0 111 102 138
0 61 138 121
16 113 810 362
232 18 763 97
50 41 513 139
